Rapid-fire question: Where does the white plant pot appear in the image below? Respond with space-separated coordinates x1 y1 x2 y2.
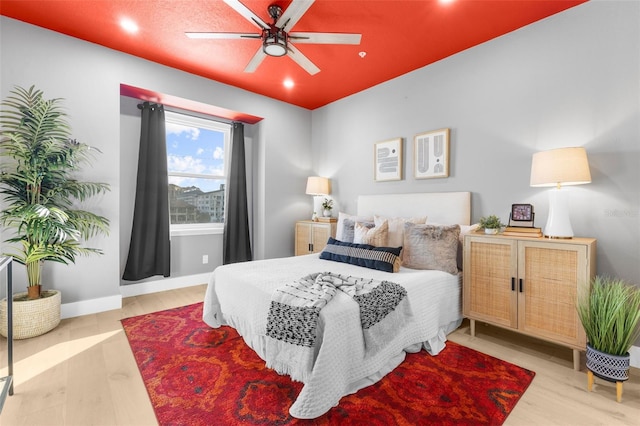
484 228 499 234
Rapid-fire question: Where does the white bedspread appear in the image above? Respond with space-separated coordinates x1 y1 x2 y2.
203 254 462 419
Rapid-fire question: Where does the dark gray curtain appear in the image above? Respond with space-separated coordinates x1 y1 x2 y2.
123 102 171 280
223 122 252 264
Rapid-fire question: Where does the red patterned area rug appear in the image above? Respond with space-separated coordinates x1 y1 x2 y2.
122 303 535 426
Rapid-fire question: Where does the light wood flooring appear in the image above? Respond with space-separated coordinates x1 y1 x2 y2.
1 284 638 425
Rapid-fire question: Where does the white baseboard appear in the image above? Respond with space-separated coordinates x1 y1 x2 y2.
60 273 210 319
119 273 210 298
61 294 122 319
630 345 640 369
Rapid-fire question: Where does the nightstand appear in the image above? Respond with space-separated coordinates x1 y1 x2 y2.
295 219 337 256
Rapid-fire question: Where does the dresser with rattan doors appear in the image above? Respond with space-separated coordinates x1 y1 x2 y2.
463 234 596 371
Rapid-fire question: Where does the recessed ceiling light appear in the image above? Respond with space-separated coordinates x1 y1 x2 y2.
283 79 294 89
359 52 367 58
120 18 139 34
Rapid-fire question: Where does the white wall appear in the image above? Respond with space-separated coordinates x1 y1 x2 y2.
0 17 313 308
311 1 640 284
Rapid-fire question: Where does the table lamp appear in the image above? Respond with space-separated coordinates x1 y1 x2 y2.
530 147 591 238
305 176 330 219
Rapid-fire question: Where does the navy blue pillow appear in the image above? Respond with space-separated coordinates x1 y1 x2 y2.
319 237 402 273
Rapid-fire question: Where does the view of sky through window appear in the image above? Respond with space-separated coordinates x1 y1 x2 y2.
166 120 225 193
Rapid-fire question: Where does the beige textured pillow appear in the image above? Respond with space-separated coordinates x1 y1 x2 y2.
427 222 480 270
374 215 427 248
402 223 461 274
354 220 389 247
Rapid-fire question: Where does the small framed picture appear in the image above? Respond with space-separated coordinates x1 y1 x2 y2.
414 128 450 179
374 138 402 181
509 204 535 227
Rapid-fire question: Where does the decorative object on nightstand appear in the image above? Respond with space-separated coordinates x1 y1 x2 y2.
503 204 542 237
502 227 542 238
508 204 536 228
294 219 336 256
305 176 330 220
321 198 334 217
463 233 596 371
577 276 640 403
478 215 505 234
530 147 591 239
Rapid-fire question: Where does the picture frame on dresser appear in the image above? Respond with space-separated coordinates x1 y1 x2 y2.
374 138 402 181
509 203 535 228
414 128 450 179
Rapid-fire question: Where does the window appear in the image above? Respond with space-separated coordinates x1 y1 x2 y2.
165 111 230 235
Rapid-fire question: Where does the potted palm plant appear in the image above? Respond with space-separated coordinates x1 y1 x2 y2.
577 275 640 401
0 85 110 339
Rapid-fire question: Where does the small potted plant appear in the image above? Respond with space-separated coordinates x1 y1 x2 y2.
577 275 640 401
478 215 505 234
321 198 334 217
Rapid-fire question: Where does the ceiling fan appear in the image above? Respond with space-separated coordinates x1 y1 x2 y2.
185 0 362 75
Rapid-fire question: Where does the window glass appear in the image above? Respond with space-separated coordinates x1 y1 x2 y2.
165 111 230 231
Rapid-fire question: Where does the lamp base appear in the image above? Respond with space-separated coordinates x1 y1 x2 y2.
543 188 574 239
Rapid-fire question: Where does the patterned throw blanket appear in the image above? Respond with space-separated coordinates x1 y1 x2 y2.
264 272 413 382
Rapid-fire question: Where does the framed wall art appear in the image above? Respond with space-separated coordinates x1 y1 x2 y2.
374 138 402 181
414 128 450 179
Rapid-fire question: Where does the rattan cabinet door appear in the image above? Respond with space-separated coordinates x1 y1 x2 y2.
295 221 313 256
463 236 518 329
517 240 590 348
310 224 331 254
295 221 337 255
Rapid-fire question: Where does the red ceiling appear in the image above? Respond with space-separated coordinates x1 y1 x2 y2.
1 0 587 110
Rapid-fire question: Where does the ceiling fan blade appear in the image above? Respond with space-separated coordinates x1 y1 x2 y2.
186 32 260 40
223 0 269 30
287 44 320 75
244 48 267 73
276 0 314 32
289 32 362 45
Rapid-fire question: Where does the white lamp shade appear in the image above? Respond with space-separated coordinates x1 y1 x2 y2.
530 147 591 238
530 147 591 187
305 176 330 195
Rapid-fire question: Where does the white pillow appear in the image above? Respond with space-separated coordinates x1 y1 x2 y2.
374 215 427 248
354 220 389 247
336 211 373 241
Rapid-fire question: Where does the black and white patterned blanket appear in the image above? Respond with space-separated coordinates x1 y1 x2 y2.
264 272 413 379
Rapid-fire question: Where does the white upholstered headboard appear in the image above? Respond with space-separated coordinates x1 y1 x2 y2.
357 192 471 226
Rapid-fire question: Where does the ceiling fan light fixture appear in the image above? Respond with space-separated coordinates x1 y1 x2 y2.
263 32 288 57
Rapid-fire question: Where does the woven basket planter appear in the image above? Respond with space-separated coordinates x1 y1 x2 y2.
0 290 61 339
586 344 630 382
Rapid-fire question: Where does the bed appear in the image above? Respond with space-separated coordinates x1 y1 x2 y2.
203 191 471 419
